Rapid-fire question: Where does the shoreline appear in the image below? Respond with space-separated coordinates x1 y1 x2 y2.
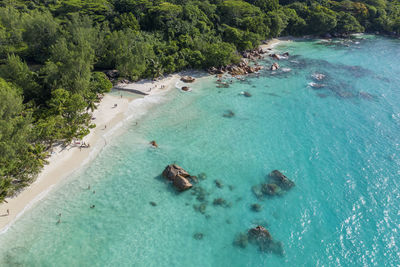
260 38 284 51
0 74 182 233
0 39 286 234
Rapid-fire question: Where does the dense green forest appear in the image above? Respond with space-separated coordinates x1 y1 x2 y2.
0 0 399 201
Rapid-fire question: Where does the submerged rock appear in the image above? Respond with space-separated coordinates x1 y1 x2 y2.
269 170 295 190
251 203 262 212
266 240 284 255
261 183 282 196
214 179 224 189
248 225 283 254
213 198 227 206
233 233 248 248
198 172 207 180
193 203 207 214
149 201 157 206
162 164 195 191
358 91 375 100
239 91 252 97
317 93 328 98
223 110 235 118
192 186 208 202
251 170 294 199
248 226 272 242
213 198 231 208
193 233 204 240
234 225 283 254
252 184 263 199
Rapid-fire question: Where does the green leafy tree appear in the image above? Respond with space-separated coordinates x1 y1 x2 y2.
113 12 140 30
46 88 92 142
203 42 240 67
245 0 279 12
0 54 41 102
306 6 337 34
42 37 94 95
21 9 59 63
0 78 45 201
0 6 25 58
103 30 155 80
335 12 364 33
90 72 112 94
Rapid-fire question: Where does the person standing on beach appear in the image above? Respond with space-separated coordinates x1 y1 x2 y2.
6 209 9 215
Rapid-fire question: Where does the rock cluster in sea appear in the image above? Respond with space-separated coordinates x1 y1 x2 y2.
269 52 289 60
252 170 295 199
233 226 284 255
208 48 267 76
159 164 294 256
208 59 263 76
230 170 295 255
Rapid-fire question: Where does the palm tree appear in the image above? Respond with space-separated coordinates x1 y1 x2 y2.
149 59 164 79
85 92 98 112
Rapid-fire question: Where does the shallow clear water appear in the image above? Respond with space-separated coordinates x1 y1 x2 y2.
1 36 400 266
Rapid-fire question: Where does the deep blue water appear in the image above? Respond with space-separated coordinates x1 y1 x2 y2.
0 35 399 266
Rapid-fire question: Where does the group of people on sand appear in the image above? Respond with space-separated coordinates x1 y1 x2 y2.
147 84 166 92
79 142 90 150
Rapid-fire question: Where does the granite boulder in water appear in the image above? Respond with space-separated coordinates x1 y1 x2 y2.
252 170 294 199
162 164 194 191
248 226 272 242
248 226 284 255
181 76 196 83
269 170 295 190
270 62 280 71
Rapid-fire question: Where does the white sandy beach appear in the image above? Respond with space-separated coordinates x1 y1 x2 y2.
0 74 181 233
260 38 284 51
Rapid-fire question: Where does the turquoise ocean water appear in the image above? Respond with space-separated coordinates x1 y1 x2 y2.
0 35 399 266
